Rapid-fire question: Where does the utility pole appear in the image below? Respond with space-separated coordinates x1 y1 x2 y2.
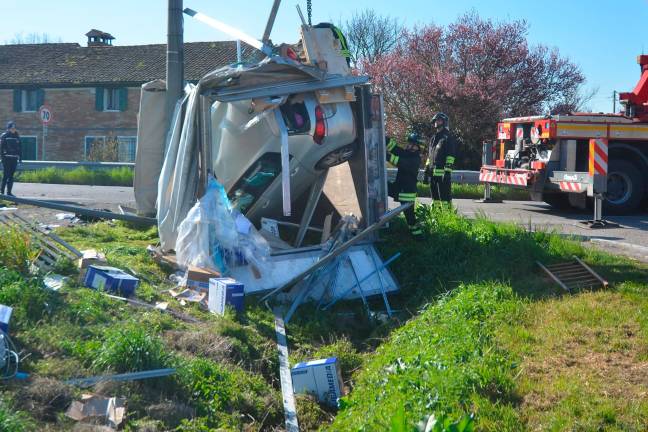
613 90 617 113
167 0 184 125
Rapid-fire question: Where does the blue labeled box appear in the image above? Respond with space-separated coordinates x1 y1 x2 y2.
208 278 245 315
84 265 139 297
291 357 344 407
0 304 12 334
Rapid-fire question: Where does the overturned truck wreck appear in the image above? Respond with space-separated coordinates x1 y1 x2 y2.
134 13 402 314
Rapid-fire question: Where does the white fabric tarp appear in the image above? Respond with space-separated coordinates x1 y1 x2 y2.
134 80 167 216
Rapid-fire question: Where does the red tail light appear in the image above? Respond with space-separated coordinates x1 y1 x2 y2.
313 105 326 144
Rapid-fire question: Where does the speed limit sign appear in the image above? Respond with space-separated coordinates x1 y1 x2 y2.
39 105 53 124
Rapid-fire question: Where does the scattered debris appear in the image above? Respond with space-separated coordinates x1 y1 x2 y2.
104 293 201 324
66 394 126 429
169 288 206 304
291 357 344 407
56 213 76 221
537 255 608 292
78 249 107 269
186 265 220 292
65 368 176 387
274 311 299 432
208 278 245 315
84 265 140 297
43 274 68 291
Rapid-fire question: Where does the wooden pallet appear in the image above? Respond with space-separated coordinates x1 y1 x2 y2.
537 256 608 292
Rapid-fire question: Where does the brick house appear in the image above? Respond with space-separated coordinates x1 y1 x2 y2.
0 30 249 161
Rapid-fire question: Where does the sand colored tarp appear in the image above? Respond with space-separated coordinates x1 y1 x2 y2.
134 80 167 216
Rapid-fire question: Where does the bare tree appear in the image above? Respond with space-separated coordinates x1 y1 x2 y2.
342 10 403 65
7 32 62 44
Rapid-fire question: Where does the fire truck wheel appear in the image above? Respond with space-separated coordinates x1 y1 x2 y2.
604 159 645 214
542 193 572 210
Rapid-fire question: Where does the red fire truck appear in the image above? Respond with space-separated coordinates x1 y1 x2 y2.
480 56 648 214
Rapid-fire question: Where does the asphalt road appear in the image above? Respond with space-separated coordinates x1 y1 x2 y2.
6 183 648 263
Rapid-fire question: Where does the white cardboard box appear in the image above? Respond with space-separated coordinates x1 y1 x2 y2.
208 278 245 315
291 357 344 407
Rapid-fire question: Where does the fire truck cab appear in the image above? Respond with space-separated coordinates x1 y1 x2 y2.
480 56 648 214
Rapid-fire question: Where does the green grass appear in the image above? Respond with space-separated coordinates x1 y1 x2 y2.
417 182 530 200
16 166 134 186
0 207 646 430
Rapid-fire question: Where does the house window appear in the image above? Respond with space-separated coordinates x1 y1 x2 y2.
13 89 44 112
84 136 106 160
104 88 120 111
117 136 137 162
20 136 38 160
96 87 128 112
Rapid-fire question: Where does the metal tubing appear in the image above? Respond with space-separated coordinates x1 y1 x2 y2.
323 252 401 310
294 170 328 247
262 0 282 44
0 194 157 225
66 368 176 387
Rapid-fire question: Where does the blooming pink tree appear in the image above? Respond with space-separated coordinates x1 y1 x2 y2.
365 12 586 168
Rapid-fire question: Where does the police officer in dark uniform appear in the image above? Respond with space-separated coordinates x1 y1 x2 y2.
425 113 456 205
1 121 22 196
387 133 424 236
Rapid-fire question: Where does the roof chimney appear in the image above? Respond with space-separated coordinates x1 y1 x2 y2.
85 29 115 47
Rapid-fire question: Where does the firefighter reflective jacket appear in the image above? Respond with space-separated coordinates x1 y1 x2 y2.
427 128 457 177
387 138 421 201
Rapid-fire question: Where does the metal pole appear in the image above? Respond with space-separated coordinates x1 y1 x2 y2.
613 90 617 113
167 0 184 126
236 40 242 63
262 0 282 44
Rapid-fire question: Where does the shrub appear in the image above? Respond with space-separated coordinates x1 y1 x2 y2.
0 270 59 327
92 324 171 373
0 399 34 432
0 227 39 273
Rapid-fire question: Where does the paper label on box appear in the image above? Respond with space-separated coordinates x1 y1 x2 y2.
92 273 107 290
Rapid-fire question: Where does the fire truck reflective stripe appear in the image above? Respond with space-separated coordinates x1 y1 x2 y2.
588 138 608 176
559 182 583 192
480 170 527 186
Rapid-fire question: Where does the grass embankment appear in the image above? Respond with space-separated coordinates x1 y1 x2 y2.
16 166 134 186
427 182 530 200
0 207 646 430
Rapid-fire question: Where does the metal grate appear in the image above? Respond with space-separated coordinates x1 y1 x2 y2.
537 256 608 293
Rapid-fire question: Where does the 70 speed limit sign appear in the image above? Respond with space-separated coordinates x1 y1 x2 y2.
39 105 53 125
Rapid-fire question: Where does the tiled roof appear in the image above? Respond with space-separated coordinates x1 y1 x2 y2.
0 41 255 87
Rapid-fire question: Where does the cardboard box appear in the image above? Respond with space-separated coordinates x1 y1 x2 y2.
84 265 139 297
208 278 245 315
187 266 220 292
78 249 107 269
0 305 12 334
291 357 344 407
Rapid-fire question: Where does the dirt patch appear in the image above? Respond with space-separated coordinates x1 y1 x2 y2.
164 329 235 364
15 377 73 421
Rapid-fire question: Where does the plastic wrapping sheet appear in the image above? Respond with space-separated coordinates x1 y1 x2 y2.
157 84 200 251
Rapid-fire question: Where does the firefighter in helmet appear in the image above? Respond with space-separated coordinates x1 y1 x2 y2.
387 132 424 236
425 113 457 205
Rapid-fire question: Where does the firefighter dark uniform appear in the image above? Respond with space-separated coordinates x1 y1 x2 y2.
0 122 21 196
426 114 456 204
387 134 422 236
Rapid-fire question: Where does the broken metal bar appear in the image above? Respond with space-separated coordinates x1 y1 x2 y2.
261 203 412 302
0 194 157 225
275 108 291 217
65 368 176 387
323 252 401 310
369 246 394 317
104 294 202 324
274 310 300 432
0 215 67 263
9 213 80 259
184 8 273 57
262 0 282 44
294 170 328 247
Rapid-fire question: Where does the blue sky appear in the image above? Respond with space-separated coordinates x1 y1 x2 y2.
2 0 647 112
